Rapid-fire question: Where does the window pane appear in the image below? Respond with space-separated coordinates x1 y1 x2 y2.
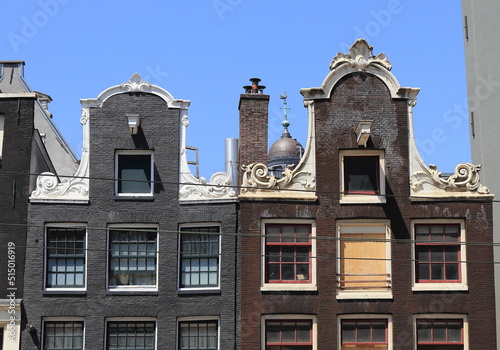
108 229 157 287
344 156 379 194
179 227 220 288
342 322 356 343
433 321 447 342
446 264 459 280
265 224 312 283
44 322 83 350
448 321 463 342
372 322 387 342
179 321 217 350
357 322 371 342
117 154 152 194
107 322 156 350
46 228 86 288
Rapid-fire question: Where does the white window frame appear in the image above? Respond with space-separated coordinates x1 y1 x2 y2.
413 314 468 350
115 150 154 197
0 114 4 159
44 224 87 292
336 220 392 299
177 223 222 292
105 317 157 350
176 316 220 350
411 219 467 291
42 317 85 350
338 314 393 350
261 314 317 350
106 224 159 292
339 150 386 204
260 219 317 292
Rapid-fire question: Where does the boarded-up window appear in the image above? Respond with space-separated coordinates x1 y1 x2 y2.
338 224 390 291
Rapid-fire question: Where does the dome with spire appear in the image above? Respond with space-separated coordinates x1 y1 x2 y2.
268 93 304 178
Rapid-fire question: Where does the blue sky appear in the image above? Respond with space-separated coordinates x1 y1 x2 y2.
2 0 469 179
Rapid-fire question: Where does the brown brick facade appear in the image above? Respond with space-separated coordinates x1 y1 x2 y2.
239 71 496 349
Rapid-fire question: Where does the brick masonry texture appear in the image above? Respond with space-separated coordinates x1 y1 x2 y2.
239 73 496 349
22 93 238 349
0 97 35 299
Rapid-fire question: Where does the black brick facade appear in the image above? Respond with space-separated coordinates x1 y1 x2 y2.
22 92 238 349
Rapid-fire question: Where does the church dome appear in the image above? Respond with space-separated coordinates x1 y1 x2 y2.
268 129 304 171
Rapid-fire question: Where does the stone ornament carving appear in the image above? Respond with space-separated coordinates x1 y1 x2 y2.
179 113 237 202
411 163 489 194
330 38 392 71
31 105 90 203
120 73 152 93
241 163 315 192
31 172 89 200
179 172 236 200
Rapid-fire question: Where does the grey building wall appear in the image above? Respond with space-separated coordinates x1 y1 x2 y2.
22 91 237 349
462 1 500 348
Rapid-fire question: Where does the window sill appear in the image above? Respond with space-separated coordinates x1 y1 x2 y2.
412 284 468 292
43 289 87 296
177 288 221 295
261 284 317 292
114 195 154 201
340 195 386 204
336 290 393 300
106 288 158 296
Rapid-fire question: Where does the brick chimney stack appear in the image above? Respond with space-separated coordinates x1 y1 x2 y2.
238 78 269 173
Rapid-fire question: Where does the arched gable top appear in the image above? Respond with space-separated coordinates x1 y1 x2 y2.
300 38 419 101
80 73 190 109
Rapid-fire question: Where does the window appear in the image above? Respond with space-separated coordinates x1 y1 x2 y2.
264 319 314 350
43 321 84 350
179 226 220 289
108 227 158 290
340 150 385 203
178 320 218 350
261 220 316 291
416 317 466 350
115 151 154 196
107 321 155 350
412 221 467 291
341 319 388 349
339 315 392 350
45 226 86 290
337 222 391 299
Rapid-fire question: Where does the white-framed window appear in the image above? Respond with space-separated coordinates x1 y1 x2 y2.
411 220 467 291
338 314 392 350
0 114 4 160
261 314 317 350
115 150 154 196
177 317 219 350
414 314 468 350
178 224 221 290
336 221 392 299
107 225 158 291
106 318 156 350
44 225 87 291
261 219 317 292
42 318 85 350
339 150 386 204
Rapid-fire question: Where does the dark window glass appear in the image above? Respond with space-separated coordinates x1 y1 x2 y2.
344 156 379 194
179 321 218 350
180 227 219 288
44 322 84 350
117 154 152 194
109 229 157 287
46 228 86 289
107 322 155 350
